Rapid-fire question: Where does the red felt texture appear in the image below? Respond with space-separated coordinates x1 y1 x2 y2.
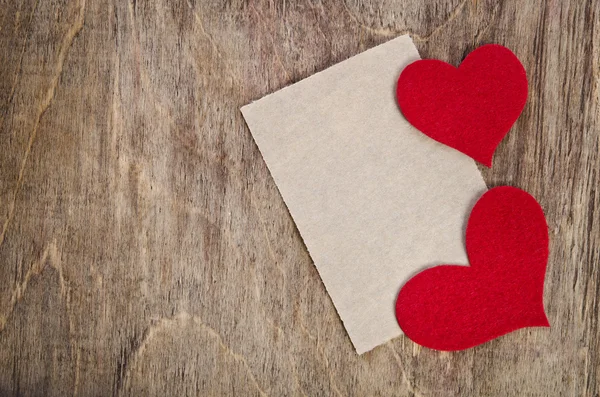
395 186 549 351
396 44 528 167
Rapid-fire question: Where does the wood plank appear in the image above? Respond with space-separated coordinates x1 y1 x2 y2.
0 0 598 395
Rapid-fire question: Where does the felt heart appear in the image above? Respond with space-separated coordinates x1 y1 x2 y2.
395 186 549 351
396 44 528 167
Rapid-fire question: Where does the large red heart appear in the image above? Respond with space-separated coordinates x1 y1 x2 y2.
395 186 549 351
396 45 528 167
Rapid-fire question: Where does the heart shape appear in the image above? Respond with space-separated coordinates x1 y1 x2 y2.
395 186 549 351
396 45 528 167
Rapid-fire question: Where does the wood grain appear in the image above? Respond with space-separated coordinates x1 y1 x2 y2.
0 0 598 395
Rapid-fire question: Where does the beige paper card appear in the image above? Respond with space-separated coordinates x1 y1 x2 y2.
241 35 487 354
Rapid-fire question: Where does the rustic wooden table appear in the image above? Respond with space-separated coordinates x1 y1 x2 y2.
1 1 598 396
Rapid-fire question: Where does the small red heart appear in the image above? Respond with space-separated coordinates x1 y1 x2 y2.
397 45 528 167
395 186 549 351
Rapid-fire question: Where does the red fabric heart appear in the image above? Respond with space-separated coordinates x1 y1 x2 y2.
395 186 549 351
396 45 528 167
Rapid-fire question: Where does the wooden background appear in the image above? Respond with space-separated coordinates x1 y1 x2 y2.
0 0 598 395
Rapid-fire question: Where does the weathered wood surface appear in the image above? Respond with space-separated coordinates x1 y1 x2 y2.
0 0 598 395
